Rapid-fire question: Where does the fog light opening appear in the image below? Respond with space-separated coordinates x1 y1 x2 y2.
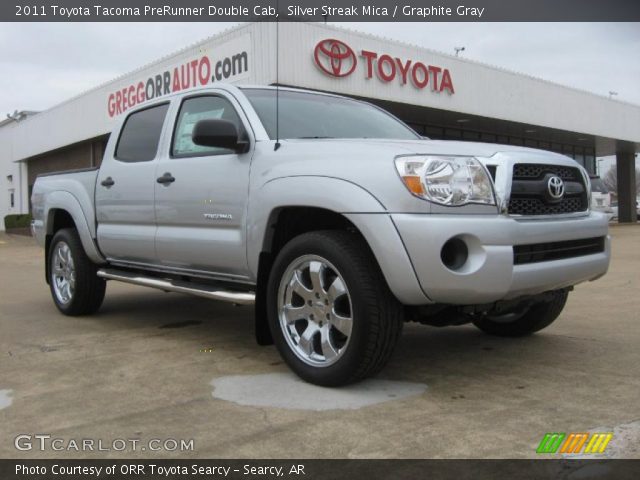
441 237 469 271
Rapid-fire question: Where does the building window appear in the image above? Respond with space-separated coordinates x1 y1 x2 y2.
407 123 425 135
424 126 444 138
10 190 15 208
562 144 574 157
462 131 480 141
444 128 462 139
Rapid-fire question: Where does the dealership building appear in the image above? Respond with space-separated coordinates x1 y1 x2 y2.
1 21 639 229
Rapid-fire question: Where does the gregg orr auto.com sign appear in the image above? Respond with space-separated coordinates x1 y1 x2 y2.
107 35 250 118
314 38 455 94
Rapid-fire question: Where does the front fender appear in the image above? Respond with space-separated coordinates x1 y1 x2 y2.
247 175 385 272
44 191 105 264
247 176 430 305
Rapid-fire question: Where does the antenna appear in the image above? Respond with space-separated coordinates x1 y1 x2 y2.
274 3 281 151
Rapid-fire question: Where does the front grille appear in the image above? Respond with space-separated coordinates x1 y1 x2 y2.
508 163 588 216
509 196 585 216
513 237 605 265
513 164 578 181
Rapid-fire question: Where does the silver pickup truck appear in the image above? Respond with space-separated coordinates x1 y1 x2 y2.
31 85 610 386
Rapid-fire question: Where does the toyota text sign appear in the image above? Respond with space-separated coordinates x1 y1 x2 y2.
314 38 455 94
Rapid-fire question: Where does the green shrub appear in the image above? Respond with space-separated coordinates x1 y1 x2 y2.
4 214 32 229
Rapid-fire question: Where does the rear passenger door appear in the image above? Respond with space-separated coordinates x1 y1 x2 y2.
153 93 253 280
96 102 169 264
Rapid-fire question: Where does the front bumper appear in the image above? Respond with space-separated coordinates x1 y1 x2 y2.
392 212 610 305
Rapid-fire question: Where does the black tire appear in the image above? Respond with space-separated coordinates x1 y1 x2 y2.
267 230 403 386
48 228 106 316
472 290 569 337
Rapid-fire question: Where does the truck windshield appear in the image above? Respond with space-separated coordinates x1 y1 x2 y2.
243 88 420 140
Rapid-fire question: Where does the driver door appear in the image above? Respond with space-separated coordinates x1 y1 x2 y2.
153 93 253 280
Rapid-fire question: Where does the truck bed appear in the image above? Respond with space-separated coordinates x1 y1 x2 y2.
31 167 100 245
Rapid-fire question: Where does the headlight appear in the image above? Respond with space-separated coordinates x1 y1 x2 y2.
395 155 496 206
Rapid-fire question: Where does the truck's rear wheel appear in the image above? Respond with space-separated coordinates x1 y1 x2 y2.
267 230 403 386
49 228 106 316
472 289 569 337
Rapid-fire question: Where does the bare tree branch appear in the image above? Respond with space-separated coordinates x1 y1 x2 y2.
601 166 640 196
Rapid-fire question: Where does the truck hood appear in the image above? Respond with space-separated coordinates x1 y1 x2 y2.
283 138 569 160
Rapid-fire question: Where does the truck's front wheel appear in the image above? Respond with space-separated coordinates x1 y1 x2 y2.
472 289 569 337
267 231 403 386
49 228 106 316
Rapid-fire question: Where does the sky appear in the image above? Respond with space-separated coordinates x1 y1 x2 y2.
0 22 638 170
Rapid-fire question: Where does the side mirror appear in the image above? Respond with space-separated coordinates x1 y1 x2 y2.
192 119 248 152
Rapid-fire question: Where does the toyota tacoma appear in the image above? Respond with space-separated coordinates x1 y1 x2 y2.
31 85 611 386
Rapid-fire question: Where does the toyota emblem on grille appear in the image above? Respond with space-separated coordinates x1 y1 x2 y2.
547 176 565 200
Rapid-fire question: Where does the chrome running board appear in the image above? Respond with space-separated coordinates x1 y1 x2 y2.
97 268 255 305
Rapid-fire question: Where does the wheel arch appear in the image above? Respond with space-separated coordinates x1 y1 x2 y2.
252 205 368 346
247 176 386 277
43 193 105 283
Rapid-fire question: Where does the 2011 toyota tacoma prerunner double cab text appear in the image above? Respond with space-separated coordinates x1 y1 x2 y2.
31 85 611 386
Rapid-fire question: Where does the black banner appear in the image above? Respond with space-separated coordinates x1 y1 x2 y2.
1 460 640 480
4 0 640 22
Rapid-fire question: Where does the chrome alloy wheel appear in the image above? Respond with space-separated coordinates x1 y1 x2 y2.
51 241 76 305
277 255 353 367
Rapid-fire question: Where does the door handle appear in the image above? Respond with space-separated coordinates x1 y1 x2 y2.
100 177 115 187
156 172 176 185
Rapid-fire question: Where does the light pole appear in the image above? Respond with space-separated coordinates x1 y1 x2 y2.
454 46 465 57
608 91 618 99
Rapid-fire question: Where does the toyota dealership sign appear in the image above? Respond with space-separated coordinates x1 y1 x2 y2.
314 38 455 94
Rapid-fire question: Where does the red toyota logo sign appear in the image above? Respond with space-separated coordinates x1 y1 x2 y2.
314 39 357 77
313 38 455 95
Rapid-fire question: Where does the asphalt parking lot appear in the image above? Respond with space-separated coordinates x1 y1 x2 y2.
1 226 639 459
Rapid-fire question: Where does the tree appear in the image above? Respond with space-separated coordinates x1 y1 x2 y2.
601 166 640 196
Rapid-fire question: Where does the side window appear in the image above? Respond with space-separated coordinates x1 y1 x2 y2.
172 96 243 158
115 103 169 162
